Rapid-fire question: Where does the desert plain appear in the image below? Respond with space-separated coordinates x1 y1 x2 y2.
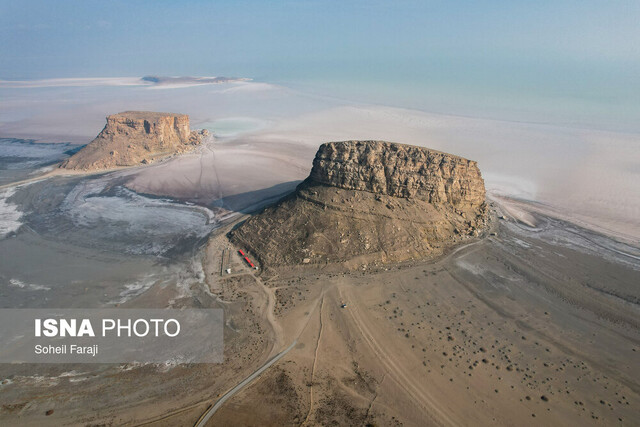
0 79 638 426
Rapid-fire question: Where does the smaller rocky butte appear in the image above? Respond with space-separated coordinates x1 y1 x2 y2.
230 140 487 268
60 111 208 171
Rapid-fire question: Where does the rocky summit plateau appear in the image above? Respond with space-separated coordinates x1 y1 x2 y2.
230 140 487 268
60 111 208 171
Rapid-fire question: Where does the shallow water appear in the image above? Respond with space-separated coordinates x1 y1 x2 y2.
0 138 79 184
0 149 218 309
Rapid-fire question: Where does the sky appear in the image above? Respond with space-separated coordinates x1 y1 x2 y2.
1 0 639 130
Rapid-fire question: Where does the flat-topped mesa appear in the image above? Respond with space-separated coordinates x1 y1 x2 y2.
60 111 208 171
229 140 488 268
307 140 485 209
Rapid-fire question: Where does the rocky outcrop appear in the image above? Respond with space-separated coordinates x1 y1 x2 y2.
309 140 485 209
229 141 487 269
60 111 208 171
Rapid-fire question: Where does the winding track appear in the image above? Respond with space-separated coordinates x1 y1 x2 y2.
340 284 456 426
194 283 327 426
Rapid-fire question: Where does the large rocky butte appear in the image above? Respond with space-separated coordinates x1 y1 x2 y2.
230 140 487 268
60 111 207 171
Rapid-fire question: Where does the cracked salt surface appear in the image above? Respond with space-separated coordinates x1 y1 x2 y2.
1 170 218 307
0 188 23 238
59 177 217 256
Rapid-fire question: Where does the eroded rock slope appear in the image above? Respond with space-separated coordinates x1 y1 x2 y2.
230 140 487 268
61 111 208 171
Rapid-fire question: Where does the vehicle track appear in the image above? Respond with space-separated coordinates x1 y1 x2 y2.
340 285 457 426
194 340 298 427
301 295 325 426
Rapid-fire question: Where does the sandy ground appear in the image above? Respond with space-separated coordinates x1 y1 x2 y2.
1 197 637 426
1 80 638 426
207 199 639 426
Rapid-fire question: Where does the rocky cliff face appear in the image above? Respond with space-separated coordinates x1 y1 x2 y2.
60 111 208 171
309 140 485 209
230 141 488 269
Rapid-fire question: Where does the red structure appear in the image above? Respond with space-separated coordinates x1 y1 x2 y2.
238 249 255 268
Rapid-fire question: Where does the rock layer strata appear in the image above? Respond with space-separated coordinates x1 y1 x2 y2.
61 111 207 171
309 140 485 208
230 140 487 268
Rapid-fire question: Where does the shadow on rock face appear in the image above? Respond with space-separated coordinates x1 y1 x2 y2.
228 141 488 269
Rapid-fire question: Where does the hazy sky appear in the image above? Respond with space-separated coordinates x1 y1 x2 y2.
1 0 637 78
1 0 638 129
